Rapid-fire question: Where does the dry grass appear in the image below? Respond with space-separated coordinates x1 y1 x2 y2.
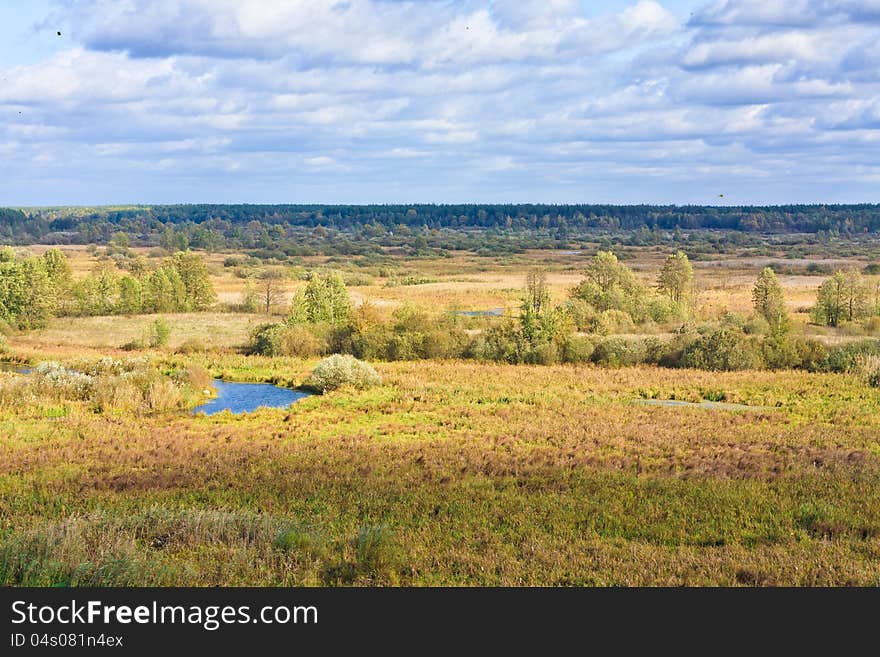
3 245 880 585
1 355 879 585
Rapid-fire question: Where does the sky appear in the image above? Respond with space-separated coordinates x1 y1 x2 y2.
0 0 878 206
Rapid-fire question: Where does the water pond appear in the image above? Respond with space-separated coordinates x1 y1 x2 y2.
193 380 311 416
453 308 504 317
635 398 770 412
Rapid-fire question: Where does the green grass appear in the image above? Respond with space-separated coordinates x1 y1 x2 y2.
1 354 879 586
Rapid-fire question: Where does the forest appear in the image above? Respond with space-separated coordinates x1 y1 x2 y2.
3 204 880 253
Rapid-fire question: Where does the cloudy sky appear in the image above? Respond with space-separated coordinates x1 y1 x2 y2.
0 0 878 205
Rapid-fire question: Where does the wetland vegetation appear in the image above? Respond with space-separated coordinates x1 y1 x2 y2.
2 204 880 586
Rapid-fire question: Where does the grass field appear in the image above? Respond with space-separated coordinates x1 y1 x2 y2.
2 245 879 586
1 354 879 586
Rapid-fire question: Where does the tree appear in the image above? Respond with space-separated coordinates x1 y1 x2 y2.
41 248 72 314
522 269 550 316
812 270 868 326
841 269 869 323
0 255 54 329
657 251 693 306
145 264 186 313
288 272 350 324
572 251 647 321
258 270 286 315
118 275 144 315
752 267 788 330
171 251 216 311
239 277 259 313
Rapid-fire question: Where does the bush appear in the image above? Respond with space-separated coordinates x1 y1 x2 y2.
821 340 880 373
643 336 668 364
560 299 598 332
680 328 763 371
303 355 381 393
274 525 326 560
525 341 560 365
592 337 647 367
862 316 880 335
858 354 880 387
761 332 801 369
175 338 207 354
597 309 635 335
795 338 828 371
818 340 880 372
647 296 683 324
150 319 171 348
562 334 594 363
279 324 325 358
120 339 145 351
250 323 286 356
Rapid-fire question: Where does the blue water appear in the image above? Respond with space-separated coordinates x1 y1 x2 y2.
193 380 311 415
453 308 504 317
635 399 769 412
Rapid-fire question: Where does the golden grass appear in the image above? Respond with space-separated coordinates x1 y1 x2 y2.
1 356 879 585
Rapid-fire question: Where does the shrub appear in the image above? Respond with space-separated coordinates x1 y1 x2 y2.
525 341 560 365
120 339 145 351
761 332 801 369
597 309 635 335
821 340 880 373
303 355 381 393
150 318 171 348
562 334 594 363
279 324 325 358
680 328 763 371
175 338 207 354
862 316 880 335
250 323 286 356
858 354 880 387
647 295 684 323
181 364 213 391
592 337 647 367
795 338 828 371
643 336 668 364
422 328 469 360
560 299 598 332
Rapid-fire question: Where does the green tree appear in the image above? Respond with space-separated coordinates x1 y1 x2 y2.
0 255 54 329
93 265 120 315
288 272 350 324
752 267 788 330
657 251 693 307
812 270 868 326
572 251 647 322
145 264 186 313
118 275 144 315
171 251 216 311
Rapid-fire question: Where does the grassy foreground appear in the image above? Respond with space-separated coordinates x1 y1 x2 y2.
1 355 879 586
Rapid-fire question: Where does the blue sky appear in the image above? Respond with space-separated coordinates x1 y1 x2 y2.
1 0 878 206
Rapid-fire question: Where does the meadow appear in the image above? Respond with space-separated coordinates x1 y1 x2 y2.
1 242 880 586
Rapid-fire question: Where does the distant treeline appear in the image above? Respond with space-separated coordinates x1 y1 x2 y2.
2 204 880 248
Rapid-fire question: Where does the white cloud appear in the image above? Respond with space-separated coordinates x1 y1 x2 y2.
0 0 877 204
